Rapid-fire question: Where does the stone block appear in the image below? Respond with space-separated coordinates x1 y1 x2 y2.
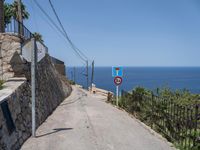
10 52 28 77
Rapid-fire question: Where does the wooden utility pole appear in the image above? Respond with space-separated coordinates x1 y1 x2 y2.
71 71 73 82
0 0 4 33
86 60 89 90
73 67 76 83
91 60 94 90
16 0 23 36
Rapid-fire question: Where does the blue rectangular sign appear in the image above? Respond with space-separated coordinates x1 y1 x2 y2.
112 67 123 77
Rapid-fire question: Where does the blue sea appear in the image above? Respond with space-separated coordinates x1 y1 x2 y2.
66 67 200 94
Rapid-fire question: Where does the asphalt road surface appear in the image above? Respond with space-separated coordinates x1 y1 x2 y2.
21 86 175 150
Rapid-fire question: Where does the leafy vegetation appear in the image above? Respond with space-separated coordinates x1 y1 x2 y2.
4 3 13 25
4 1 29 25
155 87 200 106
111 87 200 150
68 80 75 85
33 32 44 43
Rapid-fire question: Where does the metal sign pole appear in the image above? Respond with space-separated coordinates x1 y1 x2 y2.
31 38 36 137
116 85 119 106
22 38 46 137
113 67 123 107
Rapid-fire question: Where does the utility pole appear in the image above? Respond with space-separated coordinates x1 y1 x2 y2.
0 0 4 33
86 60 89 90
73 67 76 83
91 60 94 91
71 71 73 82
16 0 23 36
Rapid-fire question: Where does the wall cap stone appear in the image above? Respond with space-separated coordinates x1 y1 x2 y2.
0 77 26 104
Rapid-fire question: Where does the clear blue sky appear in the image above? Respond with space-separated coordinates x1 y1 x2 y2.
5 0 200 66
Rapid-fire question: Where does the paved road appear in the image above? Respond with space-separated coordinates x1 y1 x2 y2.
21 86 175 150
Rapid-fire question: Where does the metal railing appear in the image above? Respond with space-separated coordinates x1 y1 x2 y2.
4 18 48 53
5 18 33 40
121 91 200 150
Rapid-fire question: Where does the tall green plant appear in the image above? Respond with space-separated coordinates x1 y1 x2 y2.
33 32 44 43
10 1 29 20
4 3 12 25
4 1 29 26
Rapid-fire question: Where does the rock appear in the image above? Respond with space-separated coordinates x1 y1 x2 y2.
0 34 21 80
11 36 21 43
10 52 27 77
1 42 11 51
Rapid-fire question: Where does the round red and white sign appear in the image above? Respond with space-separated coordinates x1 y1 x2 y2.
114 76 122 86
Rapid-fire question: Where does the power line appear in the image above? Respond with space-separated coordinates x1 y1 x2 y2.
32 0 91 90
29 0 39 32
48 0 91 88
32 0 87 63
32 0 65 35
48 0 88 61
48 0 91 64
31 0 75 65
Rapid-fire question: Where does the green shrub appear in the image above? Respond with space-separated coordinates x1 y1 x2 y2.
134 86 151 96
68 80 75 85
156 87 200 106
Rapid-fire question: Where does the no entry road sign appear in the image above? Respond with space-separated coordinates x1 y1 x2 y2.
112 67 123 77
114 76 123 86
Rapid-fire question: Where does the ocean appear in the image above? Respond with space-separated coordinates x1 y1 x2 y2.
66 67 200 94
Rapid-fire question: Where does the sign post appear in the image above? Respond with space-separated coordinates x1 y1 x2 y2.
113 66 123 106
114 76 123 106
22 39 46 137
116 85 119 106
31 38 36 137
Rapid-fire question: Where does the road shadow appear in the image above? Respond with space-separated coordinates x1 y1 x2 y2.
60 92 88 106
60 98 81 106
36 128 73 138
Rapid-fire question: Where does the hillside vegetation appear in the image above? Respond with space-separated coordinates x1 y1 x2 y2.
110 87 200 150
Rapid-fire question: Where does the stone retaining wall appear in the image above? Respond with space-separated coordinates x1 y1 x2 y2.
0 34 72 150
0 33 21 80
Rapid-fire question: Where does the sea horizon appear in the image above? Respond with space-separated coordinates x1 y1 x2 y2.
67 66 200 68
66 67 200 94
